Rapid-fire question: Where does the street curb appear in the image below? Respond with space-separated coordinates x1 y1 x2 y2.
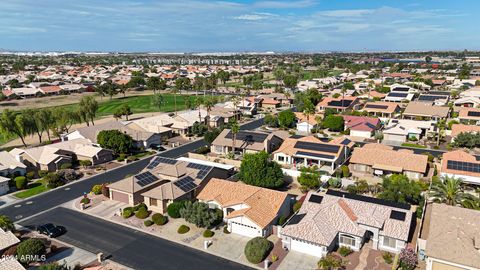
69 201 261 270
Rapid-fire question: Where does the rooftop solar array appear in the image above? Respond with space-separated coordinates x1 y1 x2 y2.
467 111 480 117
447 160 480 173
135 171 159 187
417 95 447 102
225 131 268 143
294 141 340 153
173 176 198 192
147 156 176 169
326 189 411 210
186 162 213 179
391 87 409 92
390 210 407 221
309 194 324 204
428 91 450 96
340 138 351 145
387 92 408 98
327 100 353 107
296 151 335 160
288 214 306 225
365 104 388 110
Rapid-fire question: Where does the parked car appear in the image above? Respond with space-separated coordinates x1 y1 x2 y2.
37 223 66 238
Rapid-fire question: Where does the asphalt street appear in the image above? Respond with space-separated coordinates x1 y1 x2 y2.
20 208 253 270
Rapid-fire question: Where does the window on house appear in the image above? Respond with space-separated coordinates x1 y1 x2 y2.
214 146 223 153
339 234 356 247
278 156 285 162
150 198 158 206
383 236 396 249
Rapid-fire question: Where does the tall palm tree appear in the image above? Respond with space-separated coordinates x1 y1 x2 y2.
303 101 315 135
230 120 240 156
436 118 446 146
429 176 467 206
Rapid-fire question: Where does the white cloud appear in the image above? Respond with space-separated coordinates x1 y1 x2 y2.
254 0 317 9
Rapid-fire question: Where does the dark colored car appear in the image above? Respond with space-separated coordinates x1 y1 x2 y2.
150 144 166 151
37 223 66 238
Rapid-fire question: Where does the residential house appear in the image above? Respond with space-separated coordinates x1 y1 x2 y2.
225 99 257 116
273 135 353 173
0 176 10 195
39 85 62 95
383 119 436 143
417 203 480 270
342 115 381 138
197 178 291 238
108 157 230 211
294 112 319 135
350 143 428 180
59 84 85 93
454 96 480 108
459 87 480 98
8 87 40 98
450 124 480 141
361 102 401 118
402 102 450 121
416 92 450 106
0 259 25 270
440 150 480 185
10 147 72 172
65 121 161 148
280 190 412 257
383 91 415 102
48 138 114 165
0 151 27 176
316 96 359 113
210 129 286 155
0 227 20 254
458 107 480 124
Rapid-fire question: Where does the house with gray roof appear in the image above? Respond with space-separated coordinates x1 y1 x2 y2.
211 129 287 156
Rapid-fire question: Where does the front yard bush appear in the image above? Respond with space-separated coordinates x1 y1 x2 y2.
91 184 102 195
167 201 186 218
152 213 168 225
177 225 190 234
277 215 287 225
135 208 150 219
15 176 28 190
338 246 353 257
223 226 230 234
180 201 223 228
144 220 154 227
57 169 82 182
80 197 90 204
122 208 133 219
38 170 48 178
382 252 393 264
293 200 303 212
60 163 72 170
16 238 46 264
317 254 345 270
26 171 35 180
203 229 214 238
244 237 273 264
133 203 148 212
44 173 64 189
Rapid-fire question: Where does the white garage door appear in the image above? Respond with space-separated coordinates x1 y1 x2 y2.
291 239 324 257
230 222 262 238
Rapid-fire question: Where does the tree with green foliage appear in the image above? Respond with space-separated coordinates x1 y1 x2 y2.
283 74 298 89
52 107 80 134
429 175 467 206
322 115 344 132
174 77 191 114
317 254 346 270
298 166 321 189
204 128 222 144
0 109 29 147
0 215 14 231
16 238 46 264
278 109 296 129
146 76 167 93
239 151 284 188
39 261 81 270
78 96 98 126
97 130 133 154
179 201 223 228
244 237 273 264
264 113 278 128
151 93 164 111
378 174 422 205
191 122 208 136
453 132 480 148
114 104 133 120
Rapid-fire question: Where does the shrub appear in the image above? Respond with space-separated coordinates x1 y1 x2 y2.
293 201 303 212
57 169 82 182
179 201 223 228
152 213 168 225
338 246 353 257
223 226 230 234
271 254 278 262
133 203 148 212
15 176 28 190
91 184 102 195
317 254 344 270
16 238 46 263
177 225 190 234
122 208 133 219
80 197 90 204
26 171 35 180
399 247 418 270
101 184 109 198
340 165 349 178
244 237 273 264
203 229 214 238
346 184 358 194
79 160 92 168
135 208 150 219
277 215 287 225
38 170 48 178
328 177 342 188
60 163 72 170
144 220 154 227
167 201 186 218
382 252 393 264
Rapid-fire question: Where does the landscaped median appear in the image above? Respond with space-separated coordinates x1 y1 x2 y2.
71 194 262 270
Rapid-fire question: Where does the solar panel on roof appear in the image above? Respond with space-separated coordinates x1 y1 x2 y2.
308 194 323 204
327 100 353 107
288 214 306 225
186 163 213 178
467 111 480 117
447 160 480 173
225 131 268 142
294 141 340 153
296 151 335 160
365 104 388 110
326 189 411 210
418 95 446 102
173 176 198 192
391 87 409 92
387 92 408 98
390 210 406 221
135 171 159 187
427 91 450 96
147 157 176 169
340 138 351 145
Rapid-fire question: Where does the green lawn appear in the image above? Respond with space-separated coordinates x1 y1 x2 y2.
14 179 50 199
401 143 427 149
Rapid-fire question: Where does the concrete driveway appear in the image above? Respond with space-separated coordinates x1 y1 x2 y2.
277 251 318 270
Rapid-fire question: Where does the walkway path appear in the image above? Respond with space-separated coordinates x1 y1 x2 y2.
354 247 371 270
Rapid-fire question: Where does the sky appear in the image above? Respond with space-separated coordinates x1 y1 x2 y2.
0 0 479 52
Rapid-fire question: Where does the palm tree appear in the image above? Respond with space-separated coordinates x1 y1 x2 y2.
0 215 14 231
429 176 467 206
230 120 240 156
436 118 446 146
303 101 315 135
461 194 480 210
284 90 291 108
